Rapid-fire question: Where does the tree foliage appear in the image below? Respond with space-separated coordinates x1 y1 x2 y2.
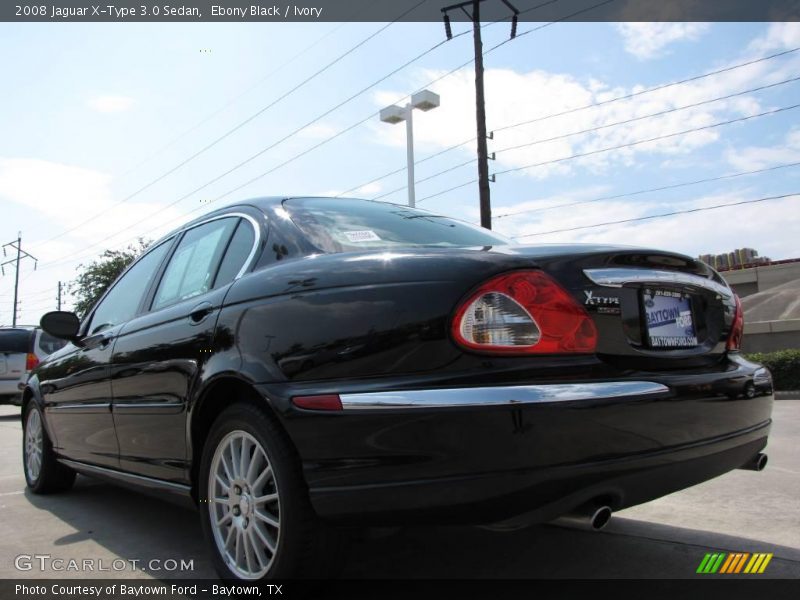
69 238 150 318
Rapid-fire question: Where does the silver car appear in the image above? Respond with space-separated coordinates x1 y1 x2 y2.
0 326 67 405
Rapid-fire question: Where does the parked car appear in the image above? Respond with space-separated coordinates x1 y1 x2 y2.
0 326 67 405
23 197 773 581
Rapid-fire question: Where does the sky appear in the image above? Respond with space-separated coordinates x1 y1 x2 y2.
1 15 799 325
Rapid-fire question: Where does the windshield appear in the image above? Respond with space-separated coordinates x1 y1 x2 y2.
284 197 511 253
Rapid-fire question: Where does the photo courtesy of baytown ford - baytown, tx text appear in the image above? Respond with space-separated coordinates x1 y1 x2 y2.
1 0 799 599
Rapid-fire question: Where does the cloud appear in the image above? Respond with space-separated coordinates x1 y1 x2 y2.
87 95 135 113
748 22 800 53
355 182 382 195
617 22 710 60
725 128 800 171
495 190 800 260
0 156 185 260
372 50 790 187
297 122 337 140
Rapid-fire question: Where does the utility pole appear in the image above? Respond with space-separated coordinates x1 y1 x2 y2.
57 281 62 311
442 0 518 230
1 233 38 327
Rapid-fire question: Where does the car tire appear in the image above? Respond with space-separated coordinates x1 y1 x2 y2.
198 402 342 581
744 382 756 399
22 402 76 494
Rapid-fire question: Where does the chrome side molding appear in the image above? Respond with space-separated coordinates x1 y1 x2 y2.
583 267 732 298
59 459 192 495
339 381 669 410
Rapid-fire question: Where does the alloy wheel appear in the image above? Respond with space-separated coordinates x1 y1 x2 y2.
208 430 280 579
25 408 43 482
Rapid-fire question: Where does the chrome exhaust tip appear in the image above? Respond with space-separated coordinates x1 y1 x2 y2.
554 504 613 531
739 452 768 472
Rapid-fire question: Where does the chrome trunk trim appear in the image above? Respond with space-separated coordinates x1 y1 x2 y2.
583 267 732 298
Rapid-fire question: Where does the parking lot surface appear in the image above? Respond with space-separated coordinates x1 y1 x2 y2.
0 402 798 579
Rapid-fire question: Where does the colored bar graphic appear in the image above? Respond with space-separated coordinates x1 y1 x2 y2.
700 552 773 574
733 553 750 573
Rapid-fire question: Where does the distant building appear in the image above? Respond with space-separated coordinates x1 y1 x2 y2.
699 248 770 272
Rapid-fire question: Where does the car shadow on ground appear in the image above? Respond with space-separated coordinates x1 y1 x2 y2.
23 477 800 579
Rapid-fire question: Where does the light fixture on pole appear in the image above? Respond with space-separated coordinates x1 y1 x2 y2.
379 89 440 208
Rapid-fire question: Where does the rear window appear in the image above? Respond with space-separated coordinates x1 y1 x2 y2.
38 331 67 355
284 198 510 253
0 329 33 353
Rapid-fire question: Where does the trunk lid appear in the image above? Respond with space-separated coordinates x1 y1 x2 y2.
492 245 736 369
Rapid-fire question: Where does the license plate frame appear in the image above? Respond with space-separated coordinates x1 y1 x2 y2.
642 288 699 349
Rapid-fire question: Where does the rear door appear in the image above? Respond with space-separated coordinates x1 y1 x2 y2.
111 215 259 482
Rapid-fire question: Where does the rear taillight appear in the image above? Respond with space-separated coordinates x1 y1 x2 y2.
25 353 39 371
727 294 744 351
452 270 597 354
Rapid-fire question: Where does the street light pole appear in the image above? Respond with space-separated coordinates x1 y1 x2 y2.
405 104 416 208
380 90 441 208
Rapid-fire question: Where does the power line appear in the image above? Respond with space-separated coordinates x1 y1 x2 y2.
29 2 426 251
35 36 471 273
497 75 800 155
195 0 604 207
343 45 800 201
492 46 800 135
114 22 348 181
30 0 616 271
409 102 800 202
494 103 800 177
514 192 800 237
494 160 800 218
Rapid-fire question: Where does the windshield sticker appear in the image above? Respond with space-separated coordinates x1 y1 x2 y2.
343 230 381 243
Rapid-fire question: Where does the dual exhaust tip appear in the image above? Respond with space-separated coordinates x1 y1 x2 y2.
554 504 613 532
551 453 768 533
739 452 768 472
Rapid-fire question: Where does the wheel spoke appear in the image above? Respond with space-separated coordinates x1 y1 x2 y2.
234 530 244 568
216 512 232 527
245 449 263 485
221 450 234 482
255 509 279 528
243 529 256 573
254 492 278 505
248 528 268 568
215 473 229 492
253 521 276 555
252 465 273 491
240 437 251 480
224 524 236 550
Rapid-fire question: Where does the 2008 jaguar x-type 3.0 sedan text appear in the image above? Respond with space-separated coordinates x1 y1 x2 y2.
22 197 773 581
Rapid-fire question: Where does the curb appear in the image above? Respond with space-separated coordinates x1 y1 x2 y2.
775 391 800 400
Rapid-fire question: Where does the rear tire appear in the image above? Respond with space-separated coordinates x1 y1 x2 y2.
22 402 76 494
744 382 756 399
198 402 341 581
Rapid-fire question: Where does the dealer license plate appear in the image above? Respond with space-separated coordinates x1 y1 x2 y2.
643 289 698 348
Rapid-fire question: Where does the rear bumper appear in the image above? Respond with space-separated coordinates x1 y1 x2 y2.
264 356 773 525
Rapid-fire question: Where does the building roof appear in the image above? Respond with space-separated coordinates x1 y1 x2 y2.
741 278 800 322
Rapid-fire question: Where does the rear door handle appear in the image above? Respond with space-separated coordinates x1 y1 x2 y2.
189 302 214 324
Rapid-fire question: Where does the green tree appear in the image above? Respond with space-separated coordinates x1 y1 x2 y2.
69 238 150 318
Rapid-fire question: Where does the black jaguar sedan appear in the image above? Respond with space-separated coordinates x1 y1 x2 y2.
23 197 772 581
